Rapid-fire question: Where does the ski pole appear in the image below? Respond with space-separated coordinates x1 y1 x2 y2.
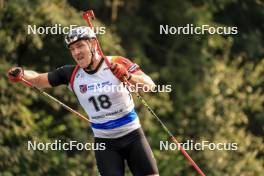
82 10 206 176
21 77 91 123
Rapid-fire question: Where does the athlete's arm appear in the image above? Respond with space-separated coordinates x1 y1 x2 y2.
8 65 75 88
128 70 156 91
7 67 51 88
110 56 156 92
23 71 51 88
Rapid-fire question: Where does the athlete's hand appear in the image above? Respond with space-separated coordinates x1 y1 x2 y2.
7 67 24 82
110 63 131 82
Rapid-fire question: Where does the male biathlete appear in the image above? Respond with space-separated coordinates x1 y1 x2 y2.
8 26 159 176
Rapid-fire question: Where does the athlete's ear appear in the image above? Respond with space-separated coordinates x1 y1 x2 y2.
87 39 97 55
88 39 97 49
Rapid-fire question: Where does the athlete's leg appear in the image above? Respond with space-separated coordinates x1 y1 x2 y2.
125 128 159 176
94 138 125 176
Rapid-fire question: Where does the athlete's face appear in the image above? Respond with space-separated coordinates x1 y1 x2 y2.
69 40 93 68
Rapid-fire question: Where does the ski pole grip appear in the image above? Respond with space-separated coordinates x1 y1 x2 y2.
83 10 95 28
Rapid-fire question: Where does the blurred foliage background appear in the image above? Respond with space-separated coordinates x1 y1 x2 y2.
0 0 263 175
